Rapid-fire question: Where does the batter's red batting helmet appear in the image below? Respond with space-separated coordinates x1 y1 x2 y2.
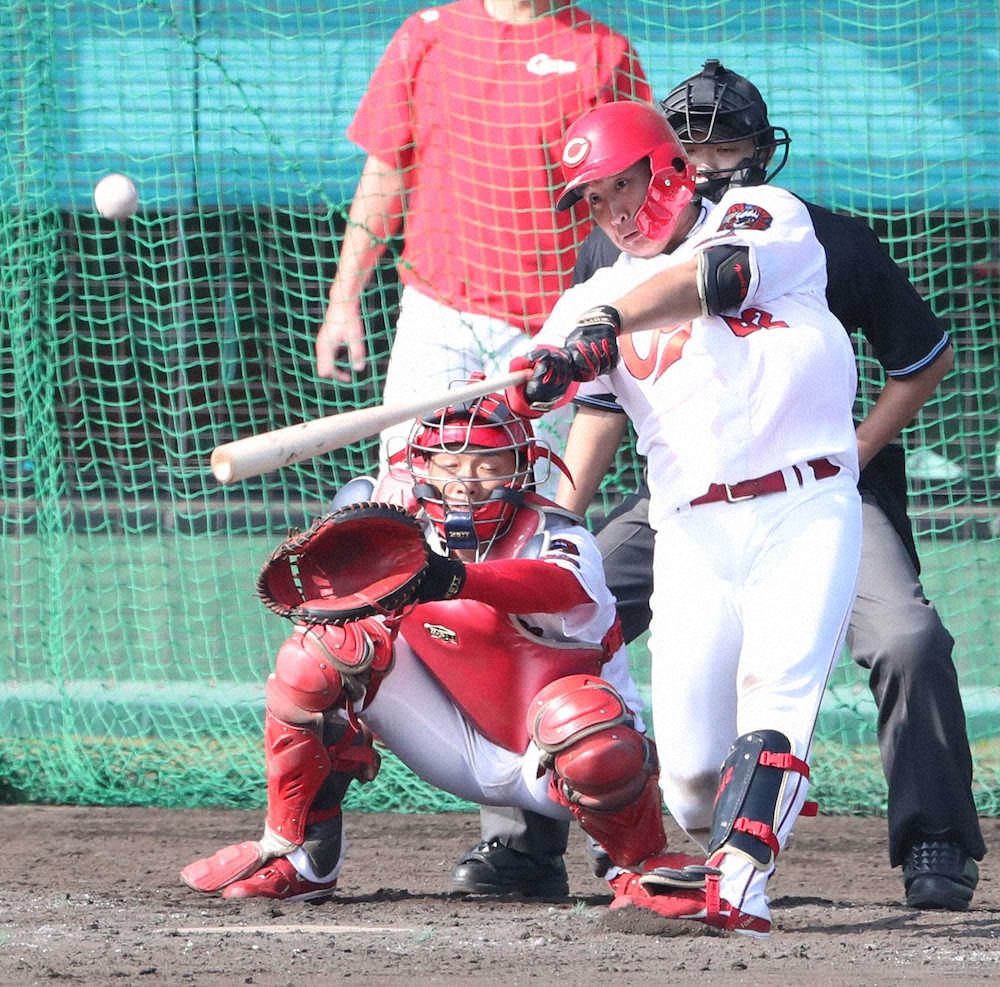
556 100 696 242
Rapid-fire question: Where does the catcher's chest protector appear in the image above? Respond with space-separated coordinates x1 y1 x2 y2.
399 501 606 753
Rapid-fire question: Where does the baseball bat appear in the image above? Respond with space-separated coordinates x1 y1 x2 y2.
210 368 532 484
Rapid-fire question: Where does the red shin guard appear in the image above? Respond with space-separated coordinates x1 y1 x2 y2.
569 773 667 869
263 708 332 846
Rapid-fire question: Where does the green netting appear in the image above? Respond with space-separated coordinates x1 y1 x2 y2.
2 1 998 816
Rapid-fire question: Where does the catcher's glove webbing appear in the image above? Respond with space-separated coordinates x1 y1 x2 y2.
256 502 431 624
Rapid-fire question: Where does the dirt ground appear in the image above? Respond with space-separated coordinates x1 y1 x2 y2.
1 807 998 987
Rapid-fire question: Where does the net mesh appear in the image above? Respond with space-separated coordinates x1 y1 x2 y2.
2 1 998 816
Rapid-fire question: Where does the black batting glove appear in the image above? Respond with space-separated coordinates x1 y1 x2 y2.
520 347 577 411
565 305 621 381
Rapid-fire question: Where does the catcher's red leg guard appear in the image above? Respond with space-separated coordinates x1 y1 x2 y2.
182 622 394 897
263 707 332 845
270 618 395 713
180 709 332 895
264 619 392 841
528 674 667 869
180 709 381 896
180 707 330 895
215 713 382 900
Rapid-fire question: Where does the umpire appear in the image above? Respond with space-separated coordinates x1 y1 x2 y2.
452 59 985 910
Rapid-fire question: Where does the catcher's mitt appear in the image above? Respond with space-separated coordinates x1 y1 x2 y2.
256 502 431 624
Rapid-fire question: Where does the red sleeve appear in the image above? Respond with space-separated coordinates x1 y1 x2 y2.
347 14 431 168
457 558 591 614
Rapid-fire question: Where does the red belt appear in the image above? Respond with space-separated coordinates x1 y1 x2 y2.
690 458 840 507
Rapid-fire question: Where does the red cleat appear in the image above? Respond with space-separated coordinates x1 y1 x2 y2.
609 854 771 937
607 851 709 898
221 857 338 902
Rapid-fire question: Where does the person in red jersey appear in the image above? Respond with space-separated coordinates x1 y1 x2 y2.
315 1 649 487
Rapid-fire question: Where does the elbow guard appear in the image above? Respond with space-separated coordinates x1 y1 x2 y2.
697 244 752 316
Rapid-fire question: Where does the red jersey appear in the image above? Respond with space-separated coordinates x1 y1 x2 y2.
347 1 650 334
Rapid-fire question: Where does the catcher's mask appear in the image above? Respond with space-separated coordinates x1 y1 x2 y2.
406 384 570 557
659 59 790 202
556 100 696 243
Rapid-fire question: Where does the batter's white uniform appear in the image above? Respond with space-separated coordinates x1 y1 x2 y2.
535 185 863 916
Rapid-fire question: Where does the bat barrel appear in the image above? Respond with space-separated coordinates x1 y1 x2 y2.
209 369 531 484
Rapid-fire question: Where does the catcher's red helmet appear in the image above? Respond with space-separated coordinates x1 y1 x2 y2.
407 382 568 556
556 100 696 242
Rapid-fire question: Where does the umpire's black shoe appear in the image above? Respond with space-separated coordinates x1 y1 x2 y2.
903 838 979 911
451 839 569 898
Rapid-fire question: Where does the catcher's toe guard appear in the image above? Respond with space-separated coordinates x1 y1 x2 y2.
180 840 266 893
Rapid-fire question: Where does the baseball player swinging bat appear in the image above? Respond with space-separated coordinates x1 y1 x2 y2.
209 369 531 483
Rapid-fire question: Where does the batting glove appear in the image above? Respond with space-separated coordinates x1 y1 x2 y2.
505 347 579 418
565 306 621 381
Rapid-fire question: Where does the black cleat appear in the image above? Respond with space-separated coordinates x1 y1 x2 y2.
451 839 569 898
903 838 979 911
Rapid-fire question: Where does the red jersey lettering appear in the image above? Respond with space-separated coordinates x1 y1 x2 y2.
620 326 692 381
722 308 789 337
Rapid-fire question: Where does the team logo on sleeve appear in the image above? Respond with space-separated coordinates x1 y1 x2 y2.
718 203 773 231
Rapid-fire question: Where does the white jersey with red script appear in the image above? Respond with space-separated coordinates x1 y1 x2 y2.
535 183 864 916
536 184 861 528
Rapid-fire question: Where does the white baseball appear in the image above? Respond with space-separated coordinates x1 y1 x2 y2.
94 173 139 220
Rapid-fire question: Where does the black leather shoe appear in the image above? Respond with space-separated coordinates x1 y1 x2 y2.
451 839 569 898
903 838 979 910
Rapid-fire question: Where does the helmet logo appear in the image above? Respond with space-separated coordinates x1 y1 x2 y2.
562 136 591 167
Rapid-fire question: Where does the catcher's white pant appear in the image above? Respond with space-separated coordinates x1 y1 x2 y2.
647 471 861 912
379 286 572 499
359 633 572 819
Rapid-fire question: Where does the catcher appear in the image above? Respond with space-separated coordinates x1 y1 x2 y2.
180 385 700 902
